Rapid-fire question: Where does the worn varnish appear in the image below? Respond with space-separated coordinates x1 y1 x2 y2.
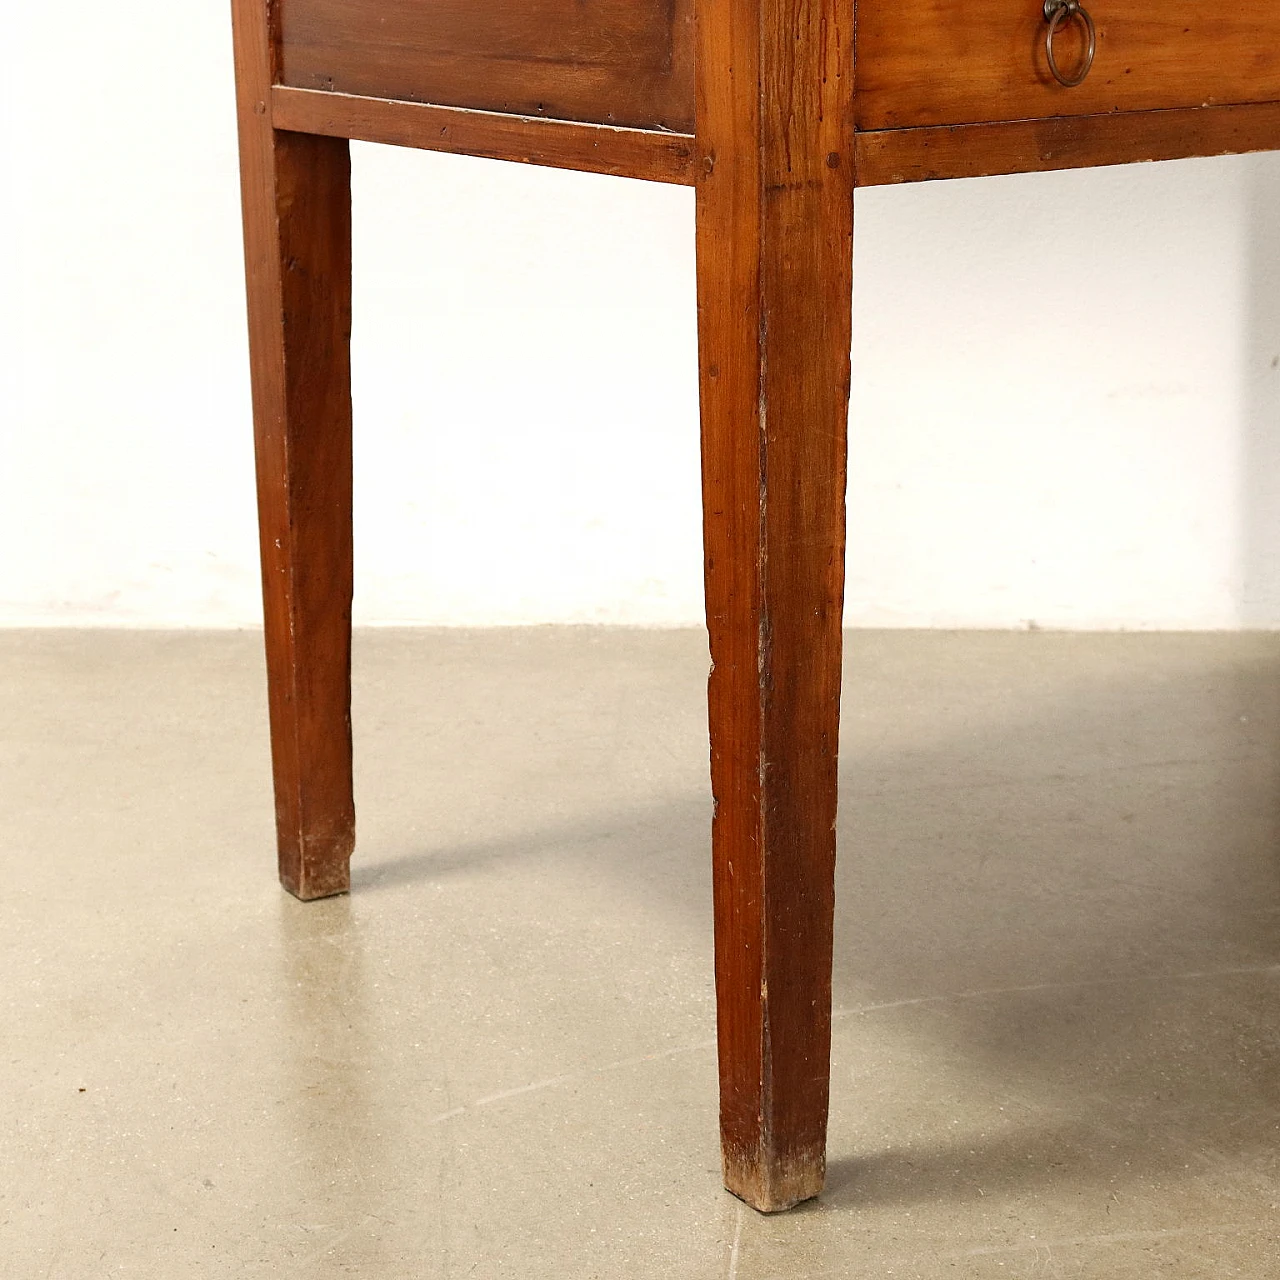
857 0 1280 130
233 0 1280 1219
232 0 355 901
857 101 1280 186
695 0 854 1213
279 0 695 132
272 87 697 185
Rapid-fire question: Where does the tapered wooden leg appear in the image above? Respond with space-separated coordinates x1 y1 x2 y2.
695 0 855 1213
232 1 355 900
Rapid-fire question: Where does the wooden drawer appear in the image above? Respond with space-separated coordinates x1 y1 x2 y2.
278 0 695 133
856 0 1280 130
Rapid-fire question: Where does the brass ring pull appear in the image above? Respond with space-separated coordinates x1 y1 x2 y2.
1043 0 1097 87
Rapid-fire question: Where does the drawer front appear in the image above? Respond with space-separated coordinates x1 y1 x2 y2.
856 0 1280 130
279 0 694 133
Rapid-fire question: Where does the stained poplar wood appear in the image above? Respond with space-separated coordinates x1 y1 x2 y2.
272 87 697 184
232 0 356 901
695 0 854 1214
856 101 1280 186
857 0 1280 130
280 0 695 133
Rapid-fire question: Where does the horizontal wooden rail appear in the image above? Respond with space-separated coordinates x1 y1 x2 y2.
856 101 1280 186
274 89 1280 190
272 87 697 185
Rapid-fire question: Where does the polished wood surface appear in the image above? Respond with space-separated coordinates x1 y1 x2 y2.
279 0 695 132
696 0 853 1213
857 101 1280 185
857 0 1280 130
273 86 697 184
232 0 356 901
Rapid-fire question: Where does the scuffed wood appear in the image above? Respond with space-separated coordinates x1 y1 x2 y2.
857 101 1280 186
228 0 1280 1211
272 87 697 185
232 0 356 900
695 0 854 1213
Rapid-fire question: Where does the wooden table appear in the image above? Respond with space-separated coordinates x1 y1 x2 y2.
231 0 1280 1212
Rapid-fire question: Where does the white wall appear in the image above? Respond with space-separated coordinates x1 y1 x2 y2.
4 0 1280 629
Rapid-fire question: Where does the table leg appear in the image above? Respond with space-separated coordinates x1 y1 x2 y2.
695 0 855 1213
233 0 355 901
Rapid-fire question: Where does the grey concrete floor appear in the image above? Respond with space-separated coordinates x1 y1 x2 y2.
3 629 1280 1278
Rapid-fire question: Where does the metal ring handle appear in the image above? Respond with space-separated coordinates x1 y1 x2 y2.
1043 0 1096 87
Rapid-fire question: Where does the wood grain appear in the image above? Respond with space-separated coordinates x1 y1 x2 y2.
856 101 1280 185
272 87 697 184
696 0 854 1214
279 0 695 132
232 0 356 901
857 0 1280 130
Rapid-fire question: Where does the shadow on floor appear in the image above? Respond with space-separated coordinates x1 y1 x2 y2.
348 633 1280 1210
